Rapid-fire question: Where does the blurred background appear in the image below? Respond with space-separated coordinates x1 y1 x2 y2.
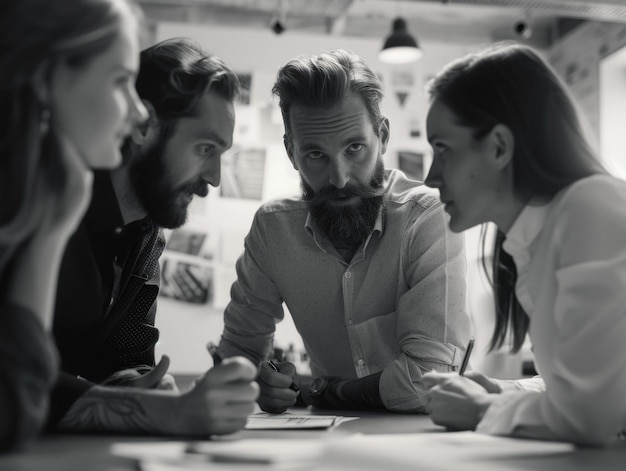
138 0 626 382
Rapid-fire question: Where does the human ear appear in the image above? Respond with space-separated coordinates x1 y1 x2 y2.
32 61 52 107
284 134 298 170
378 117 390 154
490 124 515 170
130 100 158 145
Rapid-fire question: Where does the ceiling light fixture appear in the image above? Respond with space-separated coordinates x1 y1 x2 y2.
379 17 422 64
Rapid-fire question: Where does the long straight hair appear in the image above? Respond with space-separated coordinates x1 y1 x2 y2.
0 0 142 280
428 43 606 352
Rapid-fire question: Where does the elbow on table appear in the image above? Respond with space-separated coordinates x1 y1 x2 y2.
550 410 621 448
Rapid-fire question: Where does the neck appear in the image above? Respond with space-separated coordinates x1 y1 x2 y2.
493 193 526 234
110 165 147 225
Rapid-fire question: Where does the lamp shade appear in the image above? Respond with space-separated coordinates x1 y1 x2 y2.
379 17 422 64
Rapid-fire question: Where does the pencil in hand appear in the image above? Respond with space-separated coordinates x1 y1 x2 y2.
459 338 474 376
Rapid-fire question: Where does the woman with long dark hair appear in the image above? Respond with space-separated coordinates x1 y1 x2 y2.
422 42 625 446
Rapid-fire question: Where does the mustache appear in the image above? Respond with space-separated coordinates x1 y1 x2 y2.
180 180 209 197
304 179 385 207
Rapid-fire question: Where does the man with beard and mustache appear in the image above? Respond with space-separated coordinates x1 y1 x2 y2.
217 50 472 413
48 38 258 436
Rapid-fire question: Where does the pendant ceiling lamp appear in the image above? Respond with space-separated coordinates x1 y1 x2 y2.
379 17 422 64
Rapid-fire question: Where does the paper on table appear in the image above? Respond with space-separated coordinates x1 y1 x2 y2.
313 432 575 471
245 412 343 430
111 438 328 470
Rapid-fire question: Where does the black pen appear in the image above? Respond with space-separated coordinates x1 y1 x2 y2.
459 338 474 376
206 342 222 366
267 360 300 394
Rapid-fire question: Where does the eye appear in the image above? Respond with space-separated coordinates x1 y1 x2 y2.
197 144 215 157
306 150 325 160
347 143 364 153
433 143 448 156
114 74 133 87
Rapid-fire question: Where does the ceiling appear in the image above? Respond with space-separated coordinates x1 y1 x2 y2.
137 0 626 49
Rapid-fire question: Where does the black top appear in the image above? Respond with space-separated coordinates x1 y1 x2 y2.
48 171 165 427
0 301 58 449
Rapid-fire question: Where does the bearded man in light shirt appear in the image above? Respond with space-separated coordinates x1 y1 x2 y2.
218 49 472 413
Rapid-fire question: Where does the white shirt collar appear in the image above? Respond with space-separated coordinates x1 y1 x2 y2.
503 202 550 259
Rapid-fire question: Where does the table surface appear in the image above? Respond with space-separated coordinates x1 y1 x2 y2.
1 409 624 470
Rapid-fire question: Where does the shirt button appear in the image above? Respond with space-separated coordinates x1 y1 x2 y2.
344 271 352 279
348 319 353 325
357 359 364 366
114 227 123 236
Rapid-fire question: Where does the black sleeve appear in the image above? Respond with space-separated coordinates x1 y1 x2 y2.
0 302 59 450
309 372 385 410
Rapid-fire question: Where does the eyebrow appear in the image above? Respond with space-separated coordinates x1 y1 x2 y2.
193 129 229 148
298 135 368 152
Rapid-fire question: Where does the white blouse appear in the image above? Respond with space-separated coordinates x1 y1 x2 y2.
476 174 626 446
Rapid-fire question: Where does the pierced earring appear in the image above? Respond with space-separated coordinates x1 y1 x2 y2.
39 108 51 136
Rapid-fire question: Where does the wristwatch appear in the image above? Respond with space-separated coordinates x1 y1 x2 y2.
309 377 330 398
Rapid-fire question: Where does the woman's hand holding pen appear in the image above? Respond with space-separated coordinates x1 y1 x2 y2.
422 372 496 431
256 360 300 414
463 371 502 394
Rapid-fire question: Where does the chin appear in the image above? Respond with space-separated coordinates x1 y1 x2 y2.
88 147 123 169
447 215 470 233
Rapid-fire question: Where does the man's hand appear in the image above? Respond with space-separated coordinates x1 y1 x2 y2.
256 361 299 414
423 372 495 431
173 356 259 435
101 355 178 391
59 356 259 436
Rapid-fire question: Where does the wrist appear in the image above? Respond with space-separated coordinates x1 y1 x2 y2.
475 394 496 427
307 376 345 409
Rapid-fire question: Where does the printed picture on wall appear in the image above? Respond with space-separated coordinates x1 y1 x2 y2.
166 228 217 260
236 72 252 105
159 254 214 305
398 150 426 181
220 147 266 200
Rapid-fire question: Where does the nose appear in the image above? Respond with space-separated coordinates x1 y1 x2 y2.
328 156 350 189
128 87 149 126
201 155 221 187
424 158 442 189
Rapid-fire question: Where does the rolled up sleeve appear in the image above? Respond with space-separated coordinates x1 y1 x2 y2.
380 203 472 412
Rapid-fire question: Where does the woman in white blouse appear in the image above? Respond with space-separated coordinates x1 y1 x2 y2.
421 42 626 446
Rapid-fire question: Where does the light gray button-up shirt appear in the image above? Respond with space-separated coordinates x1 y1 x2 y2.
220 169 472 412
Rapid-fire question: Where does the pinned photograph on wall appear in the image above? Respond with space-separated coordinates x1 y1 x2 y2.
220 147 266 200
166 228 217 260
159 254 213 305
236 72 252 105
391 66 415 108
398 150 426 181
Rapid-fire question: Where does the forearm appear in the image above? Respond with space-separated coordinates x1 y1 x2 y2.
57 385 176 435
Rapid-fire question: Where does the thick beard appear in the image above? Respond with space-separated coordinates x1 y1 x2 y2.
302 158 385 246
128 131 207 229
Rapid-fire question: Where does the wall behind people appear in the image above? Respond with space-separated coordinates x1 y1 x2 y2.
150 21 530 376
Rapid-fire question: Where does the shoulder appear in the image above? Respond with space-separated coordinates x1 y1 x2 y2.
251 195 309 230
384 169 441 212
548 174 626 262
255 195 308 217
551 174 626 222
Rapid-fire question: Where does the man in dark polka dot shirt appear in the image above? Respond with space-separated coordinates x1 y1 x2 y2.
50 38 258 437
